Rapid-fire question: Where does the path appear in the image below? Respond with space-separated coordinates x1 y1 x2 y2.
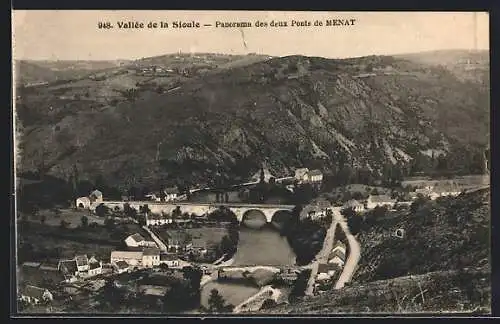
304 212 339 296
333 211 361 290
142 225 168 252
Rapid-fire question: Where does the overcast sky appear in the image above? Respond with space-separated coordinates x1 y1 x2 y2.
12 11 489 61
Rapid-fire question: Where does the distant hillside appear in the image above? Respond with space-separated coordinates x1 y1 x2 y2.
14 60 127 86
395 49 489 87
15 52 489 191
260 188 491 314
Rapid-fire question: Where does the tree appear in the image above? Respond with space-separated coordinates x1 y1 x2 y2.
172 206 182 219
140 204 151 216
207 289 226 313
95 204 109 217
81 215 89 227
260 298 277 310
219 235 235 256
410 196 429 213
123 203 137 219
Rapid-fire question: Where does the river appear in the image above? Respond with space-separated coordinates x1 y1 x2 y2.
200 225 296 310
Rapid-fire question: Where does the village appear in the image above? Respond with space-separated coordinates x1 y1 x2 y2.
17 161 490 312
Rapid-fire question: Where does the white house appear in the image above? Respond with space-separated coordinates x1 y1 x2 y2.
342 199 365 213
89 190 103 203
159 254 182 268
146 214 173 226
110 251 144 267
110 249 160 268
316 263 341 281
19 286 53 305
328 241 347 267
124 233 157 248
112 260 130 274
75 255 89 273
164 187 180 201
307 169 323 183
87 257 103 277
366 195 396 209
294 168 310 181
76 197 91 209
142 248 161 268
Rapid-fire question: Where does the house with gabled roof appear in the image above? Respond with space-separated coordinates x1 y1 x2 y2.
19 285 53 305
366 194 396 209
307 169 323 183
89 189 103 203
164 187 180 201
124 233 158 248
316 263 341 281
87 256 103 277
75 255 89 272
328 241 347 267
113 260 130 274
342 199 365 213
159 253 182 268
58 259 79 281
294 168 310 182
142 248 161 267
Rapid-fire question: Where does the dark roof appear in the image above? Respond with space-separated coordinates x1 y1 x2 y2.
23 285 49 299
160 253 180 261
308 169 323 176
114 260 129 269
129 233 146 243
329 249 346 261
318 263 340 273
89 261 101 270
59 260 78 274
75 255 89 267
143 248 160 256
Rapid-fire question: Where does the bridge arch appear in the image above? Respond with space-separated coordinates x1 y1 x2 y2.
241 209 267 229
270 210 293 231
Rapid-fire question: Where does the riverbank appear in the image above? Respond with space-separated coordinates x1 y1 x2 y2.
233 285 282 313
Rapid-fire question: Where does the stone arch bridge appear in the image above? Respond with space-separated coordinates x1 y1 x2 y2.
100 201 295 224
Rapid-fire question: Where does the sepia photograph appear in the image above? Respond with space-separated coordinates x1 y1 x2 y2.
12 10 490 315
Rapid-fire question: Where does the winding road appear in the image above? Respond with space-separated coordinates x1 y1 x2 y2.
305 207 361 295
333 212 361 289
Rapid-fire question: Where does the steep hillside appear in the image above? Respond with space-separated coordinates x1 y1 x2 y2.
354 188 490 283
15 53 489 190
260 188 491 314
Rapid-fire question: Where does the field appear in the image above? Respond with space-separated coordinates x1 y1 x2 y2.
23 208 105 229
17 221 148 264
153 226 229 247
